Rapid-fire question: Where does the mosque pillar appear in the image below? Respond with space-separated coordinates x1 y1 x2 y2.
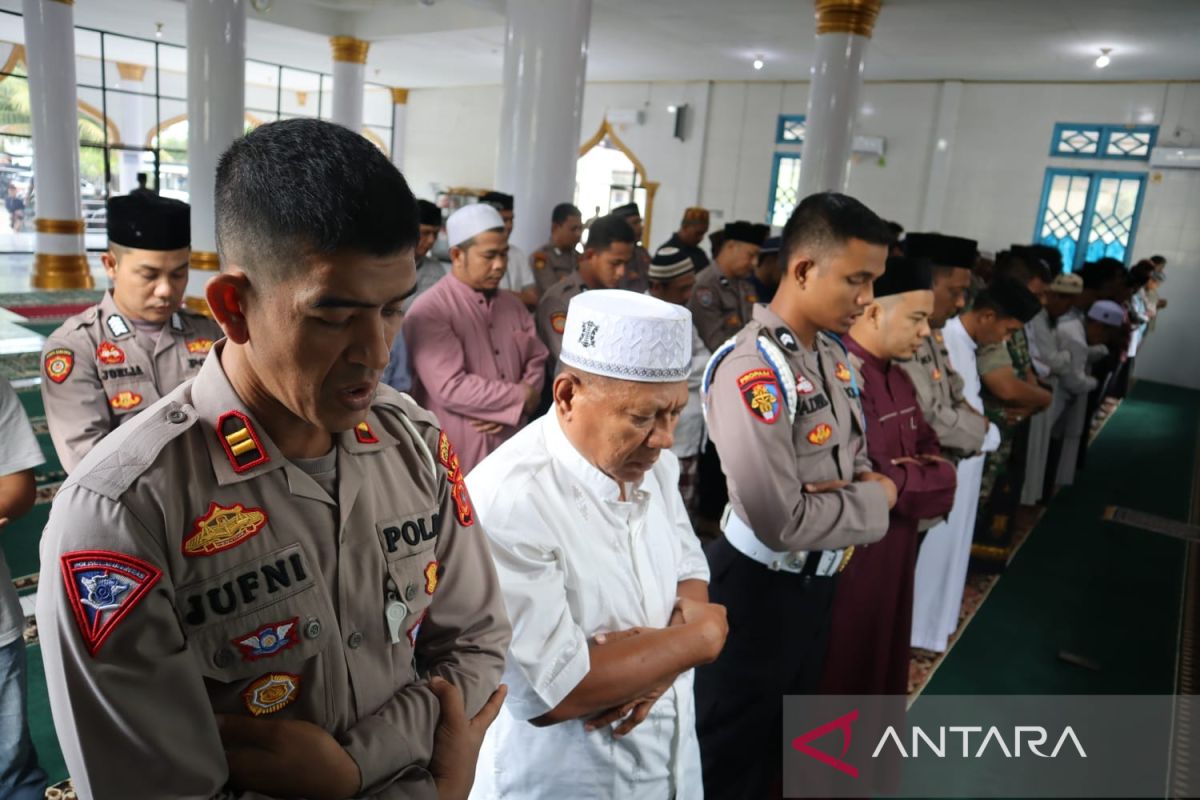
389 88 407 171
797 0 881 198
114 62 147 195
496 0 591 255
330 36 368 134
23 0 89 289
184 0 246 314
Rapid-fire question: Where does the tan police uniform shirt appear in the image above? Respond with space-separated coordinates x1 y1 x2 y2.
530 243 578 295
36 345 511 799
534 272 588 364
896 329 990 461
704 305 889 553
40 290 223 474
619 244 651 294
688 263 757 352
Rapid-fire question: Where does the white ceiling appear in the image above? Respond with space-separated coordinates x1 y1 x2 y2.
3 0 1198 88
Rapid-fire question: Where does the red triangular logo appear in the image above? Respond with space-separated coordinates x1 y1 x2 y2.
61 550 162 656
791 708 860 778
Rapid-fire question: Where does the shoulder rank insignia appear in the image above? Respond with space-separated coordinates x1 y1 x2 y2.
44 348 74 384
796 373 815 395
183 502 268 557
234 618 298 661
737 368 782 424
243 672 300 716
835 362 852 382
61 550 162 656
218 410 269 473
355 421 379 444
550 311 567 335
186 339 214 355
96 341 125 365
109 391 143 411
775 327 798 351
105 314 130 339
932 367 943 381
437 431 475 527
170 313 184 332
807 423 833 446
424 560 440 595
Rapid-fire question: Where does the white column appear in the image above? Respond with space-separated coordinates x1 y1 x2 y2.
918 80 962 231
497 0 592 255
330 37 368 134
23 0 89 289
797 0 881 199
389 88 407 171
115 62 147 194
185 0 246 312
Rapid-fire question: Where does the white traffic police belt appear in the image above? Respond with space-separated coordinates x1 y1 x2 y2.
720 504 853 578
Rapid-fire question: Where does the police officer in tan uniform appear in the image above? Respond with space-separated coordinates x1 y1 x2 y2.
40 194 223 473
610 202 651 293
896 233 994 463
37 119 509 800
534 215 634 365
687 221 769 351
693 193 897 799
529 202 582 296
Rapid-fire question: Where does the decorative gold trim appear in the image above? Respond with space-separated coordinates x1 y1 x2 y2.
190 251 221 271
814 0 882 38
361 127 389 156
147 112 263 147
185 296 214 317
116 62 147 82
390 87 409 105
77 99 121 145
0 44 24 81
47 0 75 5
578 118 659 245
330 36 370 64
35 218 85 234
32 253 93 290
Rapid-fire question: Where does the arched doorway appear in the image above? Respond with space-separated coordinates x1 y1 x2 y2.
576 118 659 245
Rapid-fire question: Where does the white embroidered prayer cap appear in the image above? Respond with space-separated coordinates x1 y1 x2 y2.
559 290 692 383
445 203 505 248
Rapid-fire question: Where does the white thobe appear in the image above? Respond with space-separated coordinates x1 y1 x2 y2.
1051 308 1100 487
670 325 710 460
466 411 709 799
500 242 535 294
1021 310 1067 505
912 316 1000 652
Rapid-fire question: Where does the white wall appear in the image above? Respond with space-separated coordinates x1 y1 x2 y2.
402 78 1200 389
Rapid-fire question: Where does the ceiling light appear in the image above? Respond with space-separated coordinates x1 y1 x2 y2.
667 104 678 113
752 55 765 71
155 22 163 39
1095 48 1111 69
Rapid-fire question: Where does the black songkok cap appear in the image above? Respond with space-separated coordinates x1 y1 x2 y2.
903 232 977 270
724 220 768 246
107 194 189 250
874 256 934 298
610 202 640 219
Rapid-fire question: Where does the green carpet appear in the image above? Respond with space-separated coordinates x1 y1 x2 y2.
924 380 1197 694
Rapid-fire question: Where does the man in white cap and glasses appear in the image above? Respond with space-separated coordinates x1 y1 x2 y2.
466 290 728 799
405 202 548 474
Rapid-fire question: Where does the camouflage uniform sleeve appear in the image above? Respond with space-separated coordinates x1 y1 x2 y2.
707 350 889 552
40 329 112 474
37 484 270 799
339 416 511 795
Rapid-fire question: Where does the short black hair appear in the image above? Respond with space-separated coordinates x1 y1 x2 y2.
887 220 904 240
779 192 893 270
1079 258 1126 291
584 214 635 252
995 249 1051 285
1150 254 1166 266
215 118 417 281
973 277 1041 323
552 203 582 225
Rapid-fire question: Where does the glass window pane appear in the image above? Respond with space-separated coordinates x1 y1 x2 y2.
157 43 187 99
107 147 156 197
0 18 26 77
770 156 802 227
104 90 157 148
74 29 101 86
280 68 321 118
157 156 188 203
0 74 31 135
363 84 392 128
151 98 187 150
76 86 108 146
102 35 158 96
320 75 333 120
0 134 33 241
364 124 391 156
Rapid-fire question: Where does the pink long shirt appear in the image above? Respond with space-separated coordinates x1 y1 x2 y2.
404 273 548 474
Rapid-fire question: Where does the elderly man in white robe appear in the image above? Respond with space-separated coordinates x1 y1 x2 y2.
467 290 728 799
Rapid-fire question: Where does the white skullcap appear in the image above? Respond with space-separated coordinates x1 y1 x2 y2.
1087 299 1125 327
559 290 693 382
445 203 505 248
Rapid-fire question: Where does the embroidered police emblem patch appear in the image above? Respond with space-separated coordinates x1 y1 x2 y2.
61 550 162 656
807 423 833 446
96 341 125 365
424 561 440 595
44 348 74 383
437 432 475 527
243 673 300 716
187 338 214 355
579 320 599 348
234 618 298 661
696 288 714 308
835 362 852 382
737 368 782 425
550 312 567 335
108 391 143 411
796 373 815 395
183 502 268 557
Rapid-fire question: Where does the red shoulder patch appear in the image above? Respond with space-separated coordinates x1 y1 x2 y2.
737 368 782 424
44 348 74 384
437 431 475 526
61 550 162 656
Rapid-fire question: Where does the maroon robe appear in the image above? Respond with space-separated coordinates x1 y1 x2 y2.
819 335 957 695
